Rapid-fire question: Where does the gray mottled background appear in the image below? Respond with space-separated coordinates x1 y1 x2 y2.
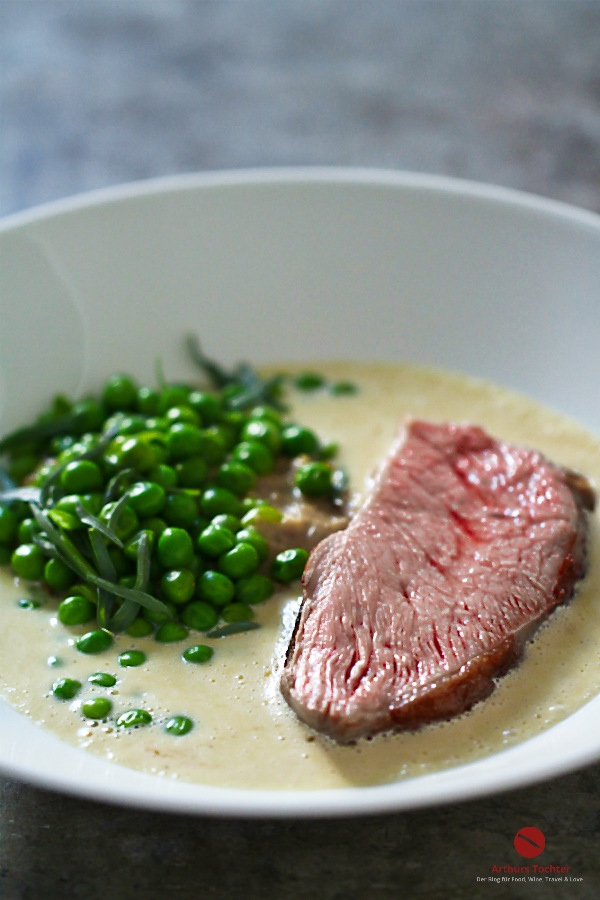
3 0 600 216
1 2 600 899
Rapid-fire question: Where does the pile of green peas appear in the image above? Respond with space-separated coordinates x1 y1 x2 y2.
0 370 343 646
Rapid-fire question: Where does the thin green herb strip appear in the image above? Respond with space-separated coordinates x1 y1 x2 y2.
205 621 260 638
75 500 123 547
0 413 80 455
107 531 152 631
185 334 287 410
0 486 41 504
89 529 118 627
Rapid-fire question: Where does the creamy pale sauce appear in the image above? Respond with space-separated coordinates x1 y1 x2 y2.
1 361 600 791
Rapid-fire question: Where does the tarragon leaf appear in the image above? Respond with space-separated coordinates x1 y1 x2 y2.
205 621 260 638
0 485 42 504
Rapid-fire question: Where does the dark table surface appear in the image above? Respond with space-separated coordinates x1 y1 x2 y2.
1 2 600 897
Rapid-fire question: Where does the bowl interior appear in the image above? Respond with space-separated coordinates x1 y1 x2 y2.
2 171 600 433
1 169 600 815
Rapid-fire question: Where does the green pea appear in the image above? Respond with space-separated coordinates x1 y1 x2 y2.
102 373 138 411
210 513 242 533
31 465 55 488
160 569 195 605
118 649 147 667
157 527 194 568
116 708 153 728
166 423 204 460
235 527 269 562
76 629 113 654
18 597 39 610
136 385 160 415
147 464 178 490
272 548 309 583
44 557 75 592
47 507 80 531
200 487 242 519
183 644 214 664
58 435 97 459
175 457 208 488
197 570 235 608
155 621 189 643
82 697 113 719
180 600 218 632
99 501 139 541
218 542 259 580
242 499 283 524
221 602 254 624
81 492 104 515
331 380 358 395
294 371 325 391
197 523 236 558
53 494 92 525
52 677 81 700
231 440 274 475
127 481 166 517
294 461 333 497
216 461 256 495
164 715 193 736
103 433 127 465
157 385 190 413
11 543 46 580
248 405 282 425
165 404 201 426
126 617 155 638
124 529 155 561
200 426 229 463
105 412 147 436
60 459 103 494
88 672 117 687
188 391 223 424
319 441 339 461
163 492 198 528
0 505 18 543
281 424 319 457
119 436 160 473
240 419 281 454
235 573 274 605
17 518 40 544
143 416 167 433
144 517 168 539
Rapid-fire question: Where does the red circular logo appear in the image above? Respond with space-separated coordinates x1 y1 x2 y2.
514 827 546 858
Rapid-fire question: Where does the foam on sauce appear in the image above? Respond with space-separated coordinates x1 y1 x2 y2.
1 361 600 790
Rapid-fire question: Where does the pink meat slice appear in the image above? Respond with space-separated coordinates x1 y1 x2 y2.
280 420 593 742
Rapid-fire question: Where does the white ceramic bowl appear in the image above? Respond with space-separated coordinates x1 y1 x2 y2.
1 168 600 817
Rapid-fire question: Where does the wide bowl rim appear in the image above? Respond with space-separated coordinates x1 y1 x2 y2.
1 166 600 818
3 165 600 235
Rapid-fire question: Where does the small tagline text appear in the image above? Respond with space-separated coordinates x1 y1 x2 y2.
477 865 582 884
